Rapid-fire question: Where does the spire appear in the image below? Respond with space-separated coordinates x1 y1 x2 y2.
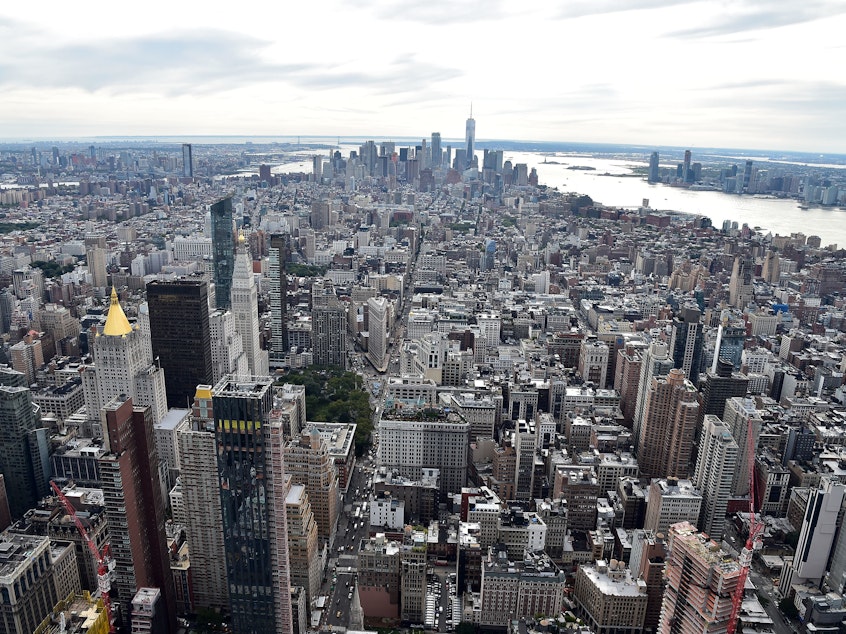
103 287 133 336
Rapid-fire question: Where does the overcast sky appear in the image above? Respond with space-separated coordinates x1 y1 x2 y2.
1 0 845 152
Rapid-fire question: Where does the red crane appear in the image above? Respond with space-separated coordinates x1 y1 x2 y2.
50 481 116 634
726 418 764 634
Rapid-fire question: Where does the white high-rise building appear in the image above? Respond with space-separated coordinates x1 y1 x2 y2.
231 234 268 376
781 478 846 591
367 296 389 371
177 386 229 611
209 309 249 384
693 415 738 540
82 288 167 425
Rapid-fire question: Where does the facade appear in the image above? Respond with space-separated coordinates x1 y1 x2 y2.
465 112 475 169
698 361 749 423
628 530 667 634
231 233 268 376
400 530 428 625
209 308 249 384
83 288 168 426
211 196 235 310
669 307 704 385
131 587 168 634
284 429 340 544
643 479 702 536
692 415 738 541
0 533 80 634
177 386 229 612
722 397 762 496
657 522 741 634
358 534 401 620
0 370 48 519
99 397 177 632
312 282 348 369
780 478 846 591
285 482 321 603
378 407 470 496
579 338 610 387
636 368 699 479
367 296 389 372
147 279 214 408
574 560 648 634
214 375 293 634
478 548 566 628
371 495 405 530
632 342 674 449
182 143 193 177
268 234 290 368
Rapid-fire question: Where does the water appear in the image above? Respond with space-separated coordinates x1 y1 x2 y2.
504 151 846 248
268 146 846 247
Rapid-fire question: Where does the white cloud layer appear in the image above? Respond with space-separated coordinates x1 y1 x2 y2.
0 0 844 152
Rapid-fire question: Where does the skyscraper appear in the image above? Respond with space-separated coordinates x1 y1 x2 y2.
269 234 290 369
86 246 108 288
367 296 389 372
211 197 235 310
431 132 442 168
682 149 692 183
178 386 229 612
781 478 846 591
214 375 293 634
0 367 48 519
670 306 704 385
698 359 749 422
648 151 659 182
729 256 754 308
636 368 699 479
83 287 168 425
465 108 475 169
693 415 739 540
182 143 193 178
147 279 214 408
658 522 741 634
722 397 762 496
632 342 674 450
284 429 340 545
231 233 268 376
312 281 348 369
99 397 177 632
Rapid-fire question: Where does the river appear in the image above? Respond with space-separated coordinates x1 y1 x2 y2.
503 151 846 248
270 147 846 248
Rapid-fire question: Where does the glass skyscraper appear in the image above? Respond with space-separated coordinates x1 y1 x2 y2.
214 375 293 634
211 196 235 310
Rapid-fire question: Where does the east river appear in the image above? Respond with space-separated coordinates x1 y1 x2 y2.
272 148 846 248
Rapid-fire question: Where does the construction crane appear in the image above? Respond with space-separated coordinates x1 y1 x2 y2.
726 419 765 634
50 481 116 634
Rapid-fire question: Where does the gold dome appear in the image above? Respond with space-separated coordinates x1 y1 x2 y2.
103 287 133 337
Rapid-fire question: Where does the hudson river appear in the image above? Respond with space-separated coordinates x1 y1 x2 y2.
504 152 846 248
273 148 846 248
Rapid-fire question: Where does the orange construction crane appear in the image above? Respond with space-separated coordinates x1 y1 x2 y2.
50 481 116 634
726 419 764 634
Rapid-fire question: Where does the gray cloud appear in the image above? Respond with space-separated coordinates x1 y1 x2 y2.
557 0 696 19
0 18 461 97
348 0 506 24
292 55 462 95
669 0 846 37
555 0 845 38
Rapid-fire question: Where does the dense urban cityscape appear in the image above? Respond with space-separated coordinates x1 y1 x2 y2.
0 111 846 634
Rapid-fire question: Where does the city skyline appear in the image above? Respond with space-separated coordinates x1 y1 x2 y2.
0 1 845 152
